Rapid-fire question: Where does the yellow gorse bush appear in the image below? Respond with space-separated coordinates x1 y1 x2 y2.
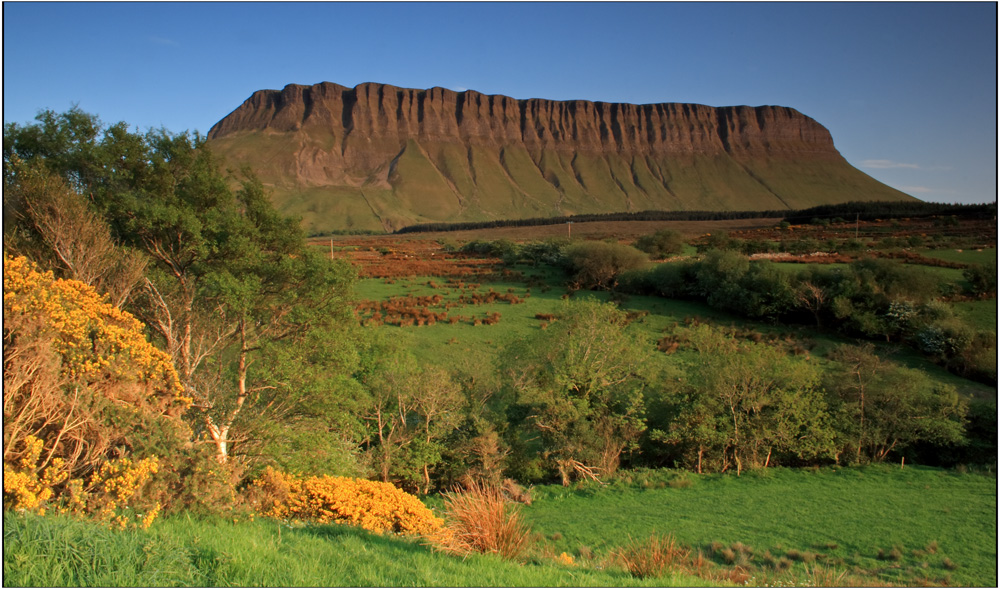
3 255 188 408
2 436 162 529
2 436 67 515
252 467 444 536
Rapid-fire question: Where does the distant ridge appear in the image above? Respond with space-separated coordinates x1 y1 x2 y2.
207 81 916 233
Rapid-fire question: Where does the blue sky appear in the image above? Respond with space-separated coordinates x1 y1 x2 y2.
4 1 996 204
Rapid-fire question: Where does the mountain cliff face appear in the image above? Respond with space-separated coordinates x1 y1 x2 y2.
207 81 914 233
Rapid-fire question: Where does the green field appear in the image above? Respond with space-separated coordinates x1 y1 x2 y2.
953 299 998 328
522 466 996 587
5 466 994 587
0 510 708 588
918 247 997 266
353 270 997 399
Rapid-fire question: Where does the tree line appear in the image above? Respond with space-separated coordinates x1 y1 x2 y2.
392 201 996 235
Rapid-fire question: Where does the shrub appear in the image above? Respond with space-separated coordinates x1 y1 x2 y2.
247 467 443 536
667 476 693 489
963 261 997 296
700 231 736 251
563 241 649 289
432 479 532 561
634 229 685 259
3 435 162 529
3 255 197 519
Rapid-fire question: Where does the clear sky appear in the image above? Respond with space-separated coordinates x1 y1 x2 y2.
3 1 996 204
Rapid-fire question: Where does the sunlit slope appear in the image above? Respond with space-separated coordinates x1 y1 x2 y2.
207 82 915 234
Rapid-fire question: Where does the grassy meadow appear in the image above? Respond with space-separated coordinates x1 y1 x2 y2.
2 509 707 588
6 466 994 587
522 465 997 587
352 261 997 399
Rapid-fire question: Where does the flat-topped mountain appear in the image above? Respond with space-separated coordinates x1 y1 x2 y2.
207 82 915 233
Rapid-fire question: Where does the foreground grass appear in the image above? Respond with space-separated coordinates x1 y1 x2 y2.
5 466 994 587
2 511 709 587
522 465 997 587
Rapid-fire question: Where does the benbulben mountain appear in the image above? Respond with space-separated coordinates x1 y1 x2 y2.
207 81 914 233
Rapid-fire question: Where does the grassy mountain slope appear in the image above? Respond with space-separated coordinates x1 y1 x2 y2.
206 83 916 234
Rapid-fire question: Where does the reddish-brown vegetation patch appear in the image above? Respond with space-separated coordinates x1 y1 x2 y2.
749 252 856 264
314 237 503 278
354 284 526 328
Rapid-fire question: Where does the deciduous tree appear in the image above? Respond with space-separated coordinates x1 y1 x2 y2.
657 325 835 474
825 344 967 463
504 299 654 484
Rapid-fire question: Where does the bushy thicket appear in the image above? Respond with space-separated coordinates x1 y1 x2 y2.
562 241 650 289
2 256 229 525
458 238 567 266
621 252 996 383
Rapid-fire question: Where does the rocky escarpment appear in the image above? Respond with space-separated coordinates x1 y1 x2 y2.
207 81 914 233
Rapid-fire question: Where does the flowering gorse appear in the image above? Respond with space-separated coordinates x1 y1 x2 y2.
2 435 162 529
2 436 67 515
3 255 190 528
250 467 444 536
3 255 188 407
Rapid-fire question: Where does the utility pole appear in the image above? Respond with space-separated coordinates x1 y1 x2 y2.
567 221 572 239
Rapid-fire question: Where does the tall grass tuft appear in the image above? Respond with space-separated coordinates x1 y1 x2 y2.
614 533 690 579
432 479 532 561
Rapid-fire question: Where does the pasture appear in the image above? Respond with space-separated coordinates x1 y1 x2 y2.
5 466 994 587
522 465 996 587
351 268 997 400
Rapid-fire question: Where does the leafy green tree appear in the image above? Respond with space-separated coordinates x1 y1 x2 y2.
825 344 967 463
735 260 796 320
3 156 146 308
503 299 655 484
3 107 102 191
358 346 464 493
692 249 749 308
655 325 835 474
6 109 359 467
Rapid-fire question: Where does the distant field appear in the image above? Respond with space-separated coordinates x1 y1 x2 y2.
952 299 997 329
918 247 997 266
352 272 997 400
